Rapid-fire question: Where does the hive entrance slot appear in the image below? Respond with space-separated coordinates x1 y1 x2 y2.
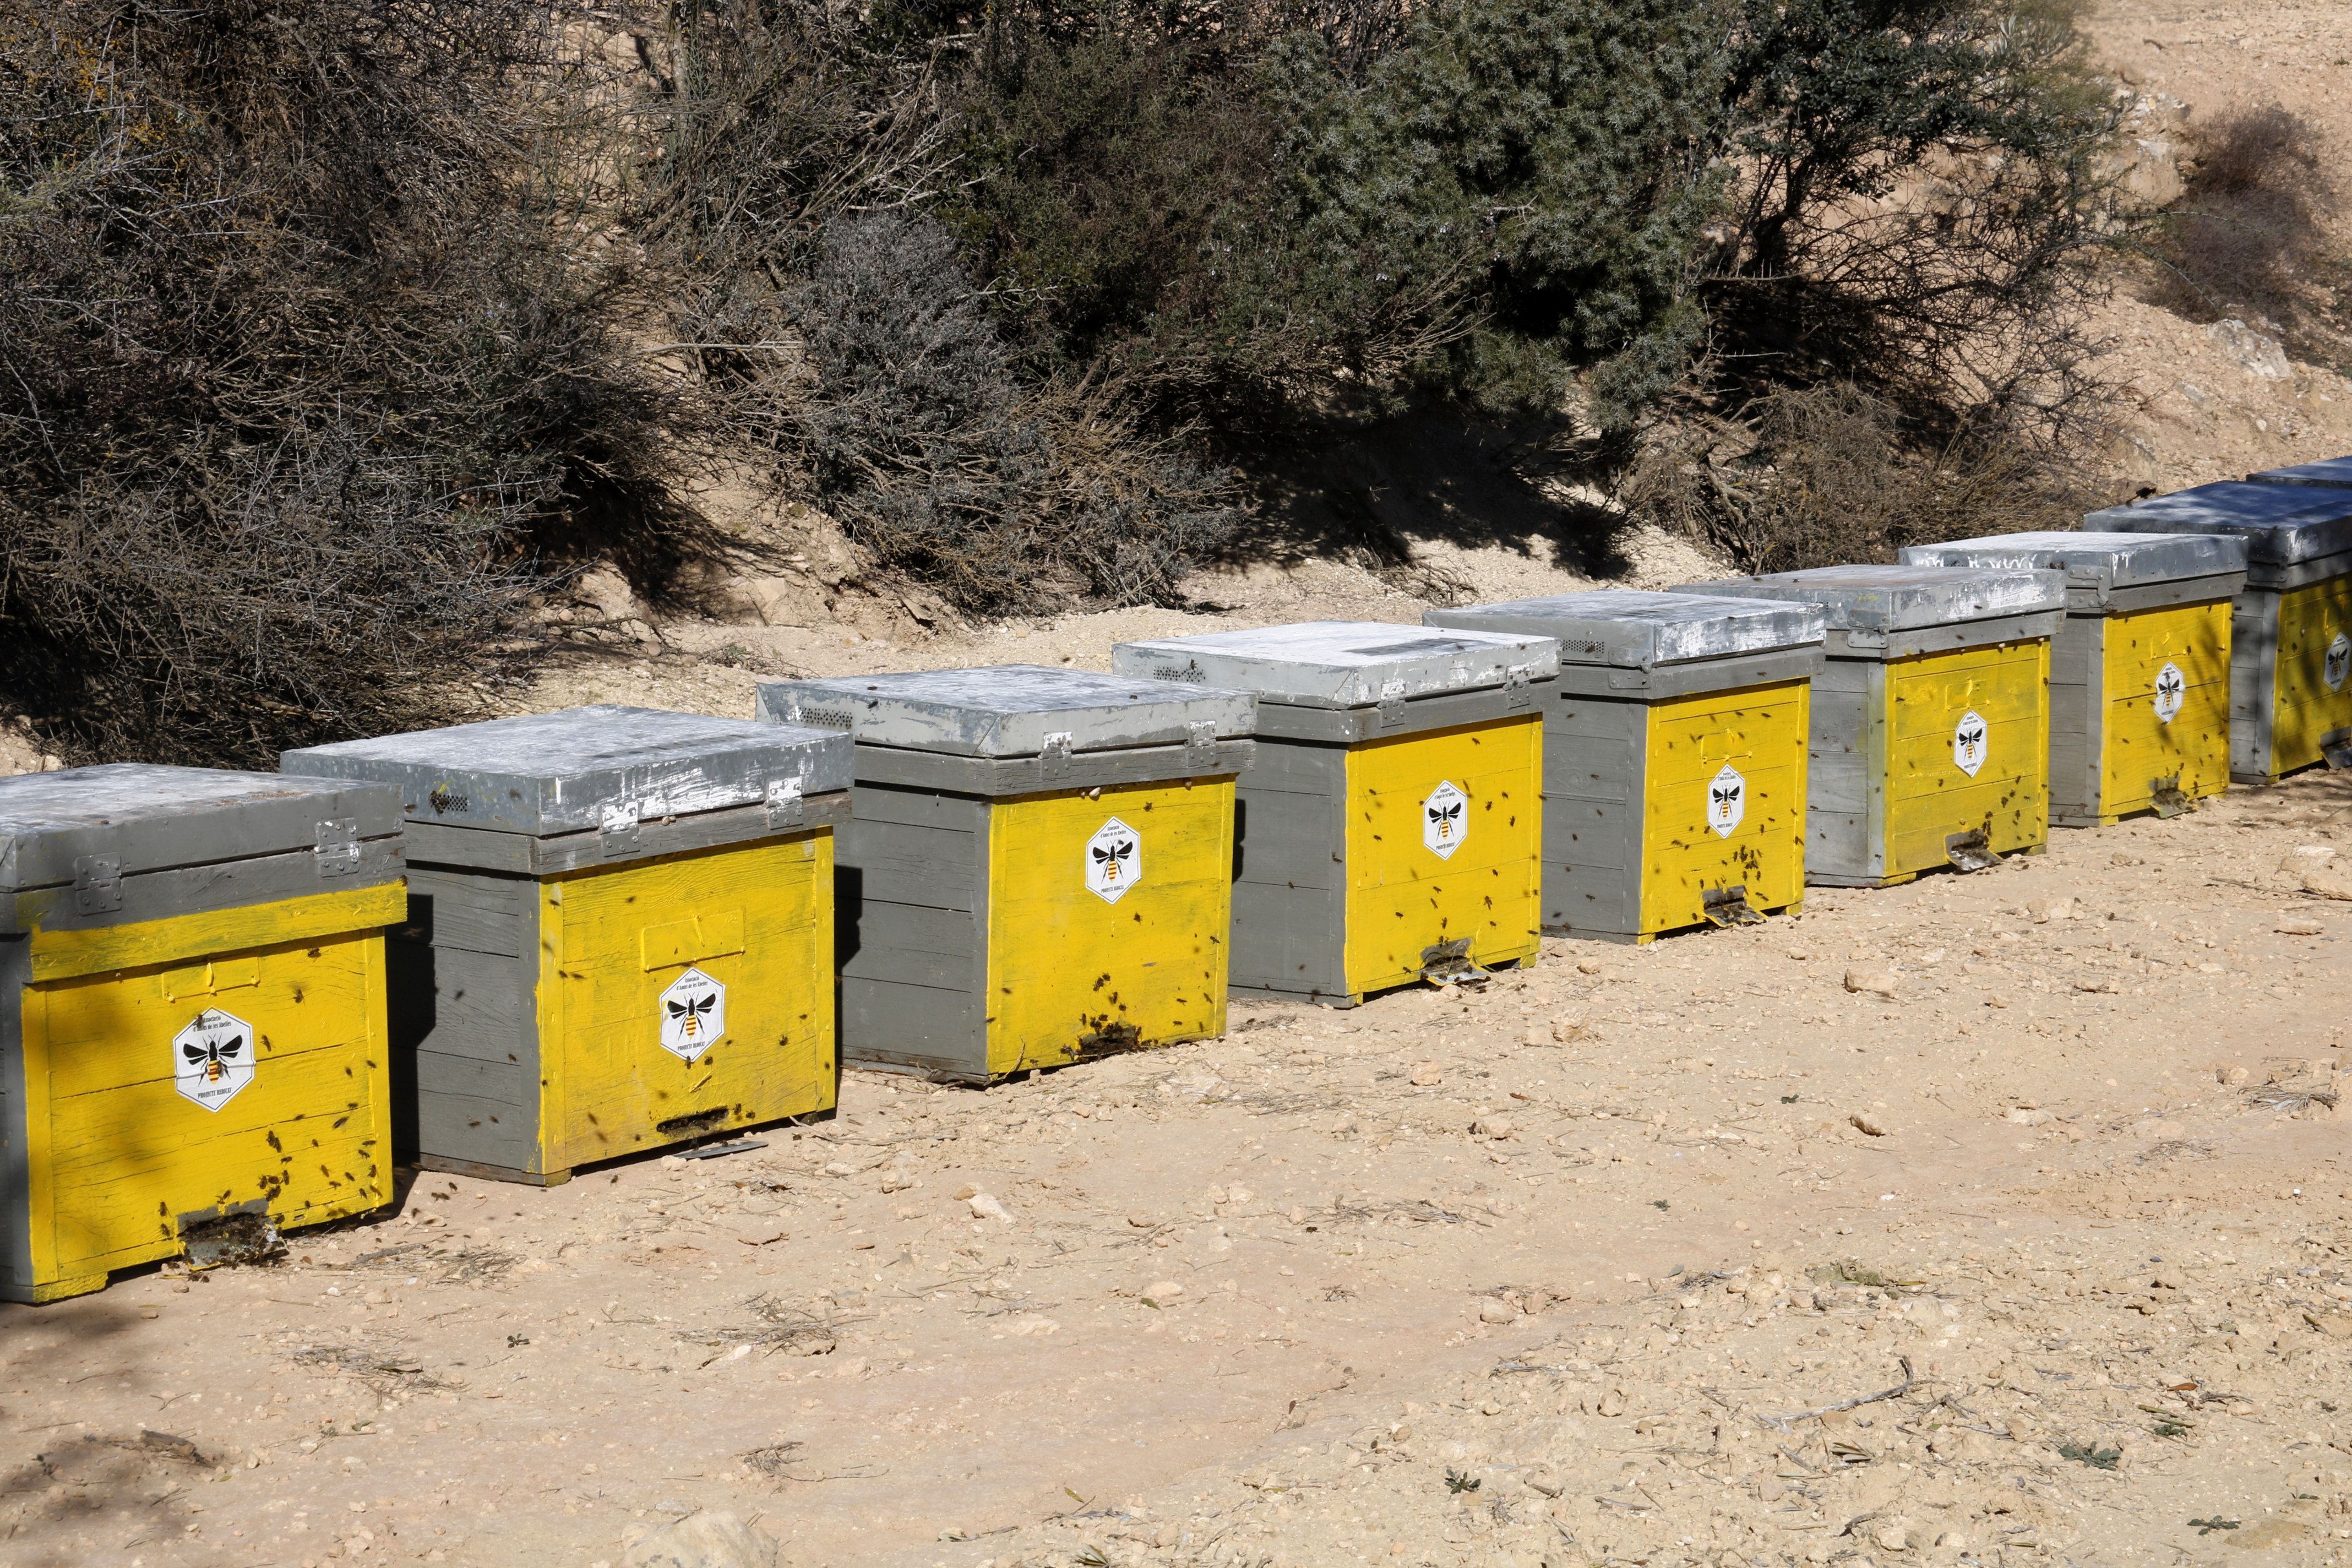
2149 774 2192 818
178 1204 281 1269
1943 830 2001 873
1418 937 1491 990
656 1106 731 1137
1701 885 1765 928
2323 734 2352 771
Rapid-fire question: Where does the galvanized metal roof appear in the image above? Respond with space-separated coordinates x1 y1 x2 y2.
1425 590 1825 667
1898 530 2247 591
1109 620 1557 708
1671 564 2066 630
756 666 1257 757
0 764 402 891
282 705 852 836
2248 454 2352 490
2084 481 2352 565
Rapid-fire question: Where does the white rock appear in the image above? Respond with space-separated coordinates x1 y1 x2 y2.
624 1510 778 1568
2208 318 2291 379
966 1192 1011 1222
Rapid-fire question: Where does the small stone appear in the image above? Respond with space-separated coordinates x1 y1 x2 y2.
2006 1107 2052 1126
1551 1017 1594 1043
658 1155 689 1170
966 1192 1011 1222
821 1162 857 1178
2218 1065 2250 1086
1145 1281 1185 1301
1849 1113 1889 1136
2277 916 2324 935
1477 1299 1517 1325
2025 896 2076 923
1594 1387 1626 1417
1128 1213 1154 1228
1526 1466 1565 1498
2304 1311 2352 1339
1873 1523 1912 1553
623 1508 779 1568
1843 968 1898 997
1474 1117 1516 1140
138 1306 160 1320
953 1184 979 1201
1409 1062 1444 1087
1576 959 1604 975
2301 867 2352 902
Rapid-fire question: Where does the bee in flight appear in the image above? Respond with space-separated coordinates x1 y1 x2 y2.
667 990 717 1039
182 1028 246 1085
1427 799 1464 840
1092 838 1135 881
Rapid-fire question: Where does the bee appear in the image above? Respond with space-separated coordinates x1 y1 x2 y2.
1711 780 1743 819
667 989 717 1039
1427 799 1464 840
1092 838 1135 881
181 1028 246 1085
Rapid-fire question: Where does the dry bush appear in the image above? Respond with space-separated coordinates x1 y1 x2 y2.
2146 104 2343 359
1625 383 2089 575
0 0 682 765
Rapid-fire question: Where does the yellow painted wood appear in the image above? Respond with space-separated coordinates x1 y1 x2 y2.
1638 680 1809 935
1340 715 1542 996
1884 639 2051 879
2269 575 2352 777
25 882 407 983
19 922 391 1302
2098 598 2232 821
536 835 836 1174
983 778 1233 1076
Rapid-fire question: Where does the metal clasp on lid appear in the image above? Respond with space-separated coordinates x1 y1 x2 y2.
600 800 642 858
72 854 122 915
1183 721 1218 770
1504 665 1533 711
314 819 360 878
765 775 806 830
1377 678 1408 731
1040 732 1075 778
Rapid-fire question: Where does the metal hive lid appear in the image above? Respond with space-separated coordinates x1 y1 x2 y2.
1671 564 2066 631
1108 620 1558 708
755 666 1257 757
0 764 403 892
2083 481 2352 565
1898 530 2248 591
280 705 853 837
2249 455 2352 490
1424 591 1825 667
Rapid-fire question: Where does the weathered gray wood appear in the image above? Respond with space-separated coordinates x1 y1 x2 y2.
1429 590 1823 667
1544 647 1822 699
2087 480 2352 589
0 935 36 1295
399 864 532 957
1245 682 1542 742
1228 882 1353 1003
1229 737 1349 998
761 667 1257 756
842 739 1253 798
1113 622 1557 709
833 797 990 1076
1803 668 1885 883
0 766 404 895
840 978 988 1081
398 794 850 876
2046 616 2106 823
2231 595 2280 781
386 853 545 1174
1 838 406 937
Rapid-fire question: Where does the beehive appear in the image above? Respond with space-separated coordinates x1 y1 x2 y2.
0 765 406 1302
1675 566 2066 887
1900 533 2248 825
2087 480 2352 780
1424 592 1824 942
1109 622 1553 1000
2248 454 2352 490
282 707 851 1183
756 667 1254 1081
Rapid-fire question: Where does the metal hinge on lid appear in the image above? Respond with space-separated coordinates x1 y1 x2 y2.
1701 884 1765 927
1944 829 2001 873
1184 720 1218 770
765 775 805 831
1040 731 1074 779
600 800 642 858
1377 680 1408 731
72 854 122 915
314 819 360 878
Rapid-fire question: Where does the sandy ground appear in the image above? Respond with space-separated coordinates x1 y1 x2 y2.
3 770 2348 1568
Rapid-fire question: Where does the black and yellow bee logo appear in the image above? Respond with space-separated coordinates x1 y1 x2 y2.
182 1028 246 1084
667 990 717 1039
1428 799 1463 840
1091 837 1135 883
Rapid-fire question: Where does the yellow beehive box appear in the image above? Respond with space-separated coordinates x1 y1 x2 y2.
1678 567 2066 888
282 708 852 1183
1425 592 1825 942
0 764 407 1302
758 668 1256 1081
1903 533 2248 825
2087 478 2352 781
1112 623 1554 1000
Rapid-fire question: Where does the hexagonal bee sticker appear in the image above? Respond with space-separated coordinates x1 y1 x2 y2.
2327 631 2350 694
173 1008 254 1112
2153 660 2186 725
1707 763 1746 839
1085 817 1141 903
1422 781 1468 859
658 967 726 1063
1952 710 1989 778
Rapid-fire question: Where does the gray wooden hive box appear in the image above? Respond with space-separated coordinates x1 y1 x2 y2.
1110 622 1555 1002
1424 592 1825 942
2085 480 2352 780
0 764 406 1302
756 667 1256 1082
1674 566 2066 887
2249 454 2352 490
1899 532 2248 825
283 706 853 1184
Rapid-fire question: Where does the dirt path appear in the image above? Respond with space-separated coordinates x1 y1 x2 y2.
4 766 2345 1568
